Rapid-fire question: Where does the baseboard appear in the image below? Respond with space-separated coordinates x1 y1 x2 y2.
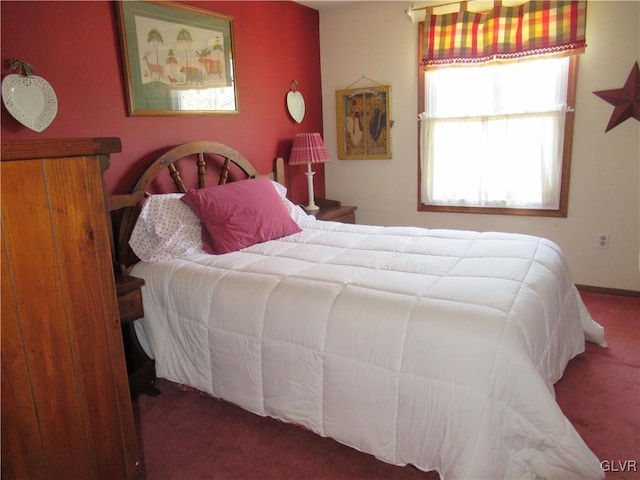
576 284 640 298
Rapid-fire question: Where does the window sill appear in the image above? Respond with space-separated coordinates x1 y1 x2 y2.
418 203 567 217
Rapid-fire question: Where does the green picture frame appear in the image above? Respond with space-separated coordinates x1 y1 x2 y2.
116 1 238 116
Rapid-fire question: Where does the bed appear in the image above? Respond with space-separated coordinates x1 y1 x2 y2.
112 141 607 479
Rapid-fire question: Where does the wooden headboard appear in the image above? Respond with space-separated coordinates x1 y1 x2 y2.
109 141 285 272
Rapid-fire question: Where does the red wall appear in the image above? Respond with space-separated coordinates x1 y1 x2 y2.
0 1 324 202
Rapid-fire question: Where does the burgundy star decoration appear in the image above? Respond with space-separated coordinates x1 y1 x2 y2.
593 61 640 132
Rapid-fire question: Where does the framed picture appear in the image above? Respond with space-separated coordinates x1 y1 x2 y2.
335 85 391 159
116 1 238 115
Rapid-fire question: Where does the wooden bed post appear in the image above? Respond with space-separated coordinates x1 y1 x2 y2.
274 157 285 186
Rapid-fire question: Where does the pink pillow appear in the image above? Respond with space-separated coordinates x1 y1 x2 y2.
181 178 301 254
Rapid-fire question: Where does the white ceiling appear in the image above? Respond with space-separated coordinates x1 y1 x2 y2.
296 1 524 12
295 1 363 11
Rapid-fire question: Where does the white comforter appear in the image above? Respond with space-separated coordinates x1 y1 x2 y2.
132 220 604 479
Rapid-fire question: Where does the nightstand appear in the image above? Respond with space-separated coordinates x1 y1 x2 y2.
116 274 160 398
311 198 357 224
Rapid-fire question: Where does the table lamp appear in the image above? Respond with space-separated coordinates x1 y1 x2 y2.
289 132 331 212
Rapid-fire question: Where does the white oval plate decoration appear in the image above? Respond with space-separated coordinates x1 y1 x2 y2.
287 90 305 124
2 74 58 132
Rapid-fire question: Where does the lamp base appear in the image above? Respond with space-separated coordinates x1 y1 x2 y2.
303 203 320 212
303 163 320 212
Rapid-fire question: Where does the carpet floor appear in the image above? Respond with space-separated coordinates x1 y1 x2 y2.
134 292 639 479
555 293 639 480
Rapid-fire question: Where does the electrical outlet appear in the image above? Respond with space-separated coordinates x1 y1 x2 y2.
597 232 610 249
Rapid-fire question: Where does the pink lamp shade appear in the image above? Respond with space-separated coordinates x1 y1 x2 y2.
289 133 331 165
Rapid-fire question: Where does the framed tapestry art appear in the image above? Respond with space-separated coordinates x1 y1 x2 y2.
116 1 238 115
336 85 391 160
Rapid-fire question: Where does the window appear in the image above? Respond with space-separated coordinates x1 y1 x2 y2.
416 0 587 217
419 54 577 216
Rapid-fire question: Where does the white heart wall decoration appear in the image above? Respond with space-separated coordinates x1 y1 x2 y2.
2 74 58 132
286 90 305 124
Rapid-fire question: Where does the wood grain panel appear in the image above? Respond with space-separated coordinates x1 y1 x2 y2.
1 229 49 479
1 138 141 479
1 159 96 478
44 156 132 478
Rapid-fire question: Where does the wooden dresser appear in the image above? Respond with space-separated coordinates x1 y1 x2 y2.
1 138 143 479
312 198 357 224
116 274 160 398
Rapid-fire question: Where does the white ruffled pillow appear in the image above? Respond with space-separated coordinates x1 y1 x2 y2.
270 181 315 226
129 181 312 262
129 193 204 262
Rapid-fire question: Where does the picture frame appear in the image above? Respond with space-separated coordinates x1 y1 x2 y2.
116 1 238 116
335 85 391 160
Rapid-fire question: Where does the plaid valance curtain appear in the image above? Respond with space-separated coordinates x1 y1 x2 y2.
421 1 587 66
